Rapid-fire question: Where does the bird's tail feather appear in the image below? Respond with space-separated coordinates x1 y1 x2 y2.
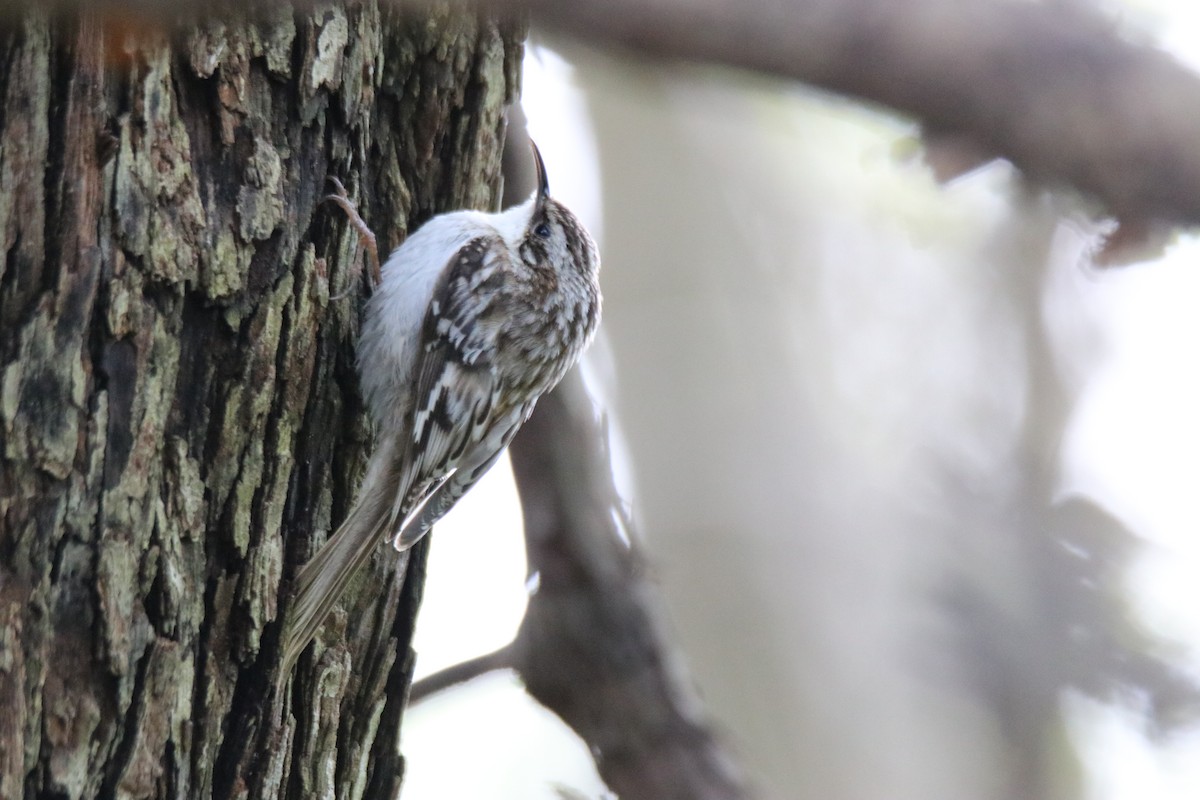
280 437 409 675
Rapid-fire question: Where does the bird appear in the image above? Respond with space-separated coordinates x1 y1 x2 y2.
280 143 602 675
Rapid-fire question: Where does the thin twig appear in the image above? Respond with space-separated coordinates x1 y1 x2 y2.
408 643 516 704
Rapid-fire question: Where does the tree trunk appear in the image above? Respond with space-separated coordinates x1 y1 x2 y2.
0 4 523 798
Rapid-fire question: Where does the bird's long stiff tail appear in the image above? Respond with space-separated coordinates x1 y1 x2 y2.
280 436 411 676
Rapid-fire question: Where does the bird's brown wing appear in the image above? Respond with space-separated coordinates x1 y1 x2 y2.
280 236 512 675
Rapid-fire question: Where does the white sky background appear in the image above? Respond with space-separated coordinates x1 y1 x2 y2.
1059 240 1200 800
402 3 1200 798
1061 1 1200 796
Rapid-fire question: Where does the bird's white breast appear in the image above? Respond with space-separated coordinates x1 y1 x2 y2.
355 201 533 432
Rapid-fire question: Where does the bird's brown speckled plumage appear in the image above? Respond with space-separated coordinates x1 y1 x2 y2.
281 145 601 674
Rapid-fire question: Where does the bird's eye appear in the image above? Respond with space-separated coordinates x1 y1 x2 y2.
534 222 551 239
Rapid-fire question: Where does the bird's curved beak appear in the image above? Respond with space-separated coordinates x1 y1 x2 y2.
531 139 550 203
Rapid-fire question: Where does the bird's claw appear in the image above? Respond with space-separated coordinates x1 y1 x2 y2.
325 176 382 290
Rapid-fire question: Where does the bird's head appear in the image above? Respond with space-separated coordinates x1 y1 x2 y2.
515 142 601 289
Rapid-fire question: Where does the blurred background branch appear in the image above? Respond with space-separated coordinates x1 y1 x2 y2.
500 0 1200 227
409 376 752 800
507 374 751 800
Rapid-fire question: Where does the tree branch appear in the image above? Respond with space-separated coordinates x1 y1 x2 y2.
506 375 752 800
403 374 744 798
408 643 515 703
502 0 1200 226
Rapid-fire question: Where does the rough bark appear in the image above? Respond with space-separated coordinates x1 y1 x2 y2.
0 4 522 799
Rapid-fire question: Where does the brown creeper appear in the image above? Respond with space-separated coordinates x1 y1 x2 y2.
281 144 602 674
